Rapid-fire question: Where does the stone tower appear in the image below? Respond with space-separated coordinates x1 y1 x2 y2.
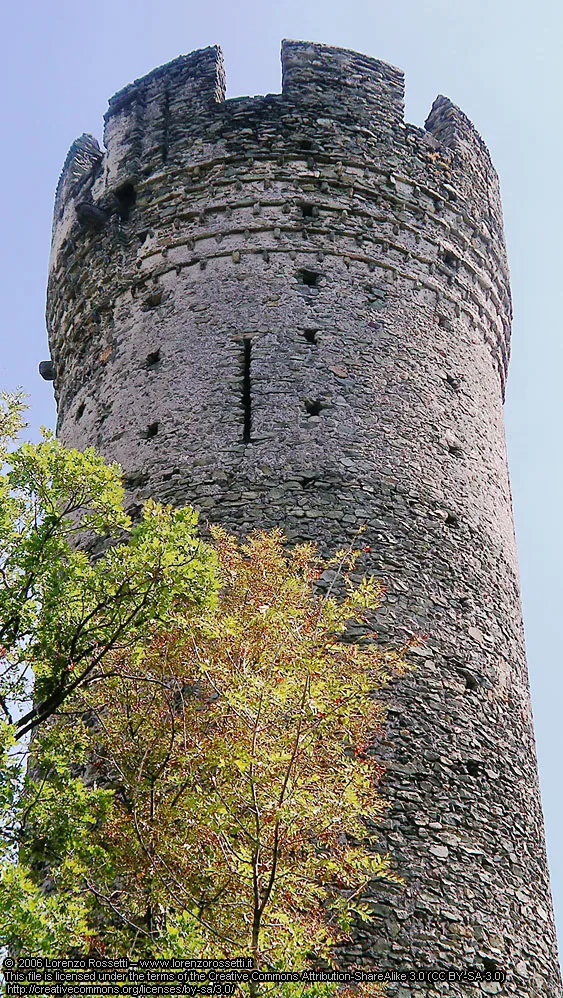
44 40 561 996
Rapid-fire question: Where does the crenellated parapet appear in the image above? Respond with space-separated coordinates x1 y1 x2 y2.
48 40 512 408
43 42 560 998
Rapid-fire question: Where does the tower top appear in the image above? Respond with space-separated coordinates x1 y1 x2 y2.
50 40 511 396
54 39 501 218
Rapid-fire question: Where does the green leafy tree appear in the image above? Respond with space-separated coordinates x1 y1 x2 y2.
0 391 218 952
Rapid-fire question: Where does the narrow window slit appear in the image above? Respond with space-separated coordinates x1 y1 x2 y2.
301 203 314 218
242 338 252 443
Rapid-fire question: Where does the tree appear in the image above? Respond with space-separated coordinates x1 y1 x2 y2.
9 527 410 997
0 392 413 996
0 391 218 954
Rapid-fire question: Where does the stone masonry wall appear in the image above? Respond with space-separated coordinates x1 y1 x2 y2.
45 41 561 997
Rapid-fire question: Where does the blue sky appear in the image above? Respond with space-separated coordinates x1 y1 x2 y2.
2 0 562 958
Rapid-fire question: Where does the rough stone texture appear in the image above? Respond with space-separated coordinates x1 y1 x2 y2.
44 40 561 996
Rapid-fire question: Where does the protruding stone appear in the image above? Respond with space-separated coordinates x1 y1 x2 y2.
75 201 108 229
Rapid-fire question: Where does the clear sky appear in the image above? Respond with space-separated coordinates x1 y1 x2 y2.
2 0 561 960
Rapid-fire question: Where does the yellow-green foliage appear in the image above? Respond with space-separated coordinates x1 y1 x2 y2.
44 529 409 995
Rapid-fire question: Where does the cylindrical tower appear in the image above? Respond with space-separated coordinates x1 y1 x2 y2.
44 41 560 996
